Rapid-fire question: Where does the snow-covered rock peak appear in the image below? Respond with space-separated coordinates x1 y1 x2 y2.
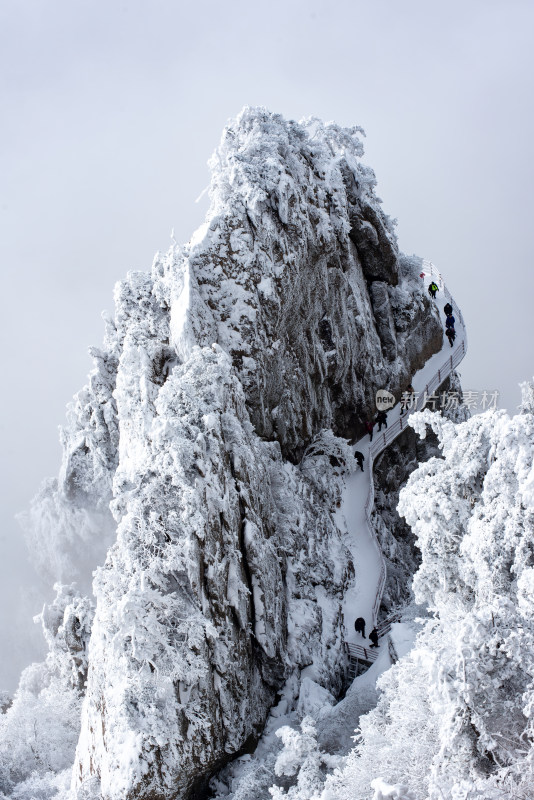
8 108 446 800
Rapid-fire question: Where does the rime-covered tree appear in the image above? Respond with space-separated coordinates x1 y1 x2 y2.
0 585 93 799
317 381 534 800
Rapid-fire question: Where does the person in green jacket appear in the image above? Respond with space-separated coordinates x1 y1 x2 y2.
428 281 439 299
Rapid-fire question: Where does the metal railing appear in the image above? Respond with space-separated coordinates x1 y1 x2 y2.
375 609 402 639
345 642 378 677
369 339 466 459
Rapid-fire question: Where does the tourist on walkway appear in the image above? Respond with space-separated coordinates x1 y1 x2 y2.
355 451 365 472
444 302 453 316
376 410 388 431
369 627 379 648
354 617 366 637
400 384 415 415
445 313 455 330
446 328 456 347
428 281 439 299
365 420 374 441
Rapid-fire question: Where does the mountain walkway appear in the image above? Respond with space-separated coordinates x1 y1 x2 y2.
341 260 467 677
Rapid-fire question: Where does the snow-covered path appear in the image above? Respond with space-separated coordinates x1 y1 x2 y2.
339 262 467 647
337 464 378 646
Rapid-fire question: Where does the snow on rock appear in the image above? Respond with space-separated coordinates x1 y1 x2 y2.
297 678 335 721
72 337 353 798
185 109 442 460
73 345 288 799
10 107 447 799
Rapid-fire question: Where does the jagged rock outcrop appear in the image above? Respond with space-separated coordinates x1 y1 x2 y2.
369 281 397 361
73 339 354 798
17 108 448 800
178 111 441 458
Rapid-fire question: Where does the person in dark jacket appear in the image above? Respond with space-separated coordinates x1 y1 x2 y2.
369 627 379 648
354 451 365 472
445 313 455 330
400 383 415 415
365 420 374 441
428 281 439 299
376 410 388 431
354 617 366 637
446 327 456 347
444 302 453 316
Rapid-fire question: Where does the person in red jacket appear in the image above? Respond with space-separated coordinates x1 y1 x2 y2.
365 420 374 441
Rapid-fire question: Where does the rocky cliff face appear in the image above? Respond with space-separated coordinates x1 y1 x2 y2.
169 111 441 458
20 108 445 799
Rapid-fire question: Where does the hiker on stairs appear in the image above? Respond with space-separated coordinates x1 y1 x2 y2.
445 313 455 330
376 410 388 431
428 281 439 299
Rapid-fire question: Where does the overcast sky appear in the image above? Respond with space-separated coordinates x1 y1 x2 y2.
1 0 533 689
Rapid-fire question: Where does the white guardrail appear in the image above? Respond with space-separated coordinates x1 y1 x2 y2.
365 260 468 626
